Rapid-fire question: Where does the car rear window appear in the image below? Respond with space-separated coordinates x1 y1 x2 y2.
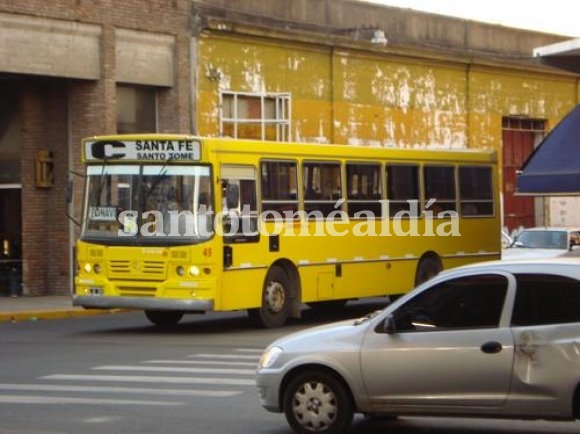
512 273 580 326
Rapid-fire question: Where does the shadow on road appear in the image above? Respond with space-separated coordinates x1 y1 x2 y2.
81 297 390 336
349 415 580 434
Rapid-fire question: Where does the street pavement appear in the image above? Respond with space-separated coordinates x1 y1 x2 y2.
0 295 122 322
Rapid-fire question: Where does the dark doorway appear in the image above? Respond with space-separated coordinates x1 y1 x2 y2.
0 188 22 295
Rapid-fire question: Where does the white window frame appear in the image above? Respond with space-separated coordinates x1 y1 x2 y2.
219 91 291 142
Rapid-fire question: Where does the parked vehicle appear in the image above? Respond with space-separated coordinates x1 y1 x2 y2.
501 230 513 249
502 227 580 260
256 258 580 434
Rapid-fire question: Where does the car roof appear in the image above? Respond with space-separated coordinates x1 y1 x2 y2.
443 257 580 276
518 227 580 232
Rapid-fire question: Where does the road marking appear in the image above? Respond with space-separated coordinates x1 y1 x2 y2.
0 383 240 397
93 365 255 375
41 374 255 386
190 354 260 360
0 395 183 406
144 360 257 367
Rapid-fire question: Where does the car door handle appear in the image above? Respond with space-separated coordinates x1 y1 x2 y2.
481 341 503 354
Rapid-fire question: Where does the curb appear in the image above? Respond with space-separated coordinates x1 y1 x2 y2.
0 309 126 323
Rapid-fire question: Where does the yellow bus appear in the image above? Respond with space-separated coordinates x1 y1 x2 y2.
72 134 500 327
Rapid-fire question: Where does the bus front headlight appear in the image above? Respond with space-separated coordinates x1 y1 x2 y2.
83 263 92 273
188 265 200 277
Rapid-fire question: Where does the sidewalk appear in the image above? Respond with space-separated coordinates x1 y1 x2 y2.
0 295 123 322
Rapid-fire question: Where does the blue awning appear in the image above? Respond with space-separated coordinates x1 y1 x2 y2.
516 105 580 195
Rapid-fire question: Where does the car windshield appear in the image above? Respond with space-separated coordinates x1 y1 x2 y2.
82 164 213 244
514 230 567 249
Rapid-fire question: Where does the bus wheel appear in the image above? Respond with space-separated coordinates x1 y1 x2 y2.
249 266 291 328
414 255 442 286
144 310 184 326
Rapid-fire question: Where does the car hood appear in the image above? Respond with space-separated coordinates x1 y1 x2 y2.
267 315 375 353
502 247 567 260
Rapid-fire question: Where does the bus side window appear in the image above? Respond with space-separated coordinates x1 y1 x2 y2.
346 162 382 218
261 160 299 218
303 161 343 218
423 165 456 213
221 164 259 243
459 166 494 217
386 163 420 217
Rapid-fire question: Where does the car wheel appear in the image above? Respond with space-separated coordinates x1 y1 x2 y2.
248 266 291 328
144 310 184 326
414 255 441 286
283 371 354 434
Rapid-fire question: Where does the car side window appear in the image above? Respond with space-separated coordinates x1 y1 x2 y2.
392 274 508 332
511 273 580 326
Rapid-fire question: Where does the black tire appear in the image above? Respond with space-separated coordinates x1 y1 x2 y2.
144 310 184 326
283 371 354 434
248 266 291 328
414 255 442 286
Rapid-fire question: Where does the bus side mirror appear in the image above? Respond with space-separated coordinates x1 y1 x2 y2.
66 178 73 204
225 183 240 210
65 174 81 226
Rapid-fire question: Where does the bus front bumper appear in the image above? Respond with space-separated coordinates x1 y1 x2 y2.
72 295 214 312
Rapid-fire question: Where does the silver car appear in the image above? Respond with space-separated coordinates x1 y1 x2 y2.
502 227 580 260
256 258 580 434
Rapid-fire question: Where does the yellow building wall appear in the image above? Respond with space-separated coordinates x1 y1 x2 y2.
196 34 578 154
467 68 577 153
197 35 332 142
331 53 468 148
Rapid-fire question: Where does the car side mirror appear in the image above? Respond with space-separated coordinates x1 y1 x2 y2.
382 313 397 334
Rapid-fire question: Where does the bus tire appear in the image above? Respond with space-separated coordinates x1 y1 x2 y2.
144 310 184 326
248 266 291 328
414 255 441 286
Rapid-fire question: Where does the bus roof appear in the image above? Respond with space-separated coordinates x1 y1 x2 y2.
81 134 497 164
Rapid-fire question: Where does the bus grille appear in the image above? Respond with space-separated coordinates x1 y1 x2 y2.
117 286 158 297
108 260 166 280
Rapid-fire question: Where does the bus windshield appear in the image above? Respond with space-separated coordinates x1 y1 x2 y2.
82 164 213 244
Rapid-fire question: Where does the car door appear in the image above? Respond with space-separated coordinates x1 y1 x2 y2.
360 272 515 410
508 272 580 415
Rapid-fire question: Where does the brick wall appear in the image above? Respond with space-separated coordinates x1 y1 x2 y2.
1 0 193 294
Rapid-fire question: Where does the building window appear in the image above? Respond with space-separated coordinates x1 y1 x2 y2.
117 85 157 133
220 91 291 141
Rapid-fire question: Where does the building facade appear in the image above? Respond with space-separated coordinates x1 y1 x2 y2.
0 0 578 295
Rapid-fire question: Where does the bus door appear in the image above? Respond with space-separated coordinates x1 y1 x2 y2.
220 165 260 263
219 165 263 310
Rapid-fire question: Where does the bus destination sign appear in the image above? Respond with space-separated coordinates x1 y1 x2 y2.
84 139 201 162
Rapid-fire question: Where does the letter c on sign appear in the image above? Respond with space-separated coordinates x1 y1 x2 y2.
91 141 126 159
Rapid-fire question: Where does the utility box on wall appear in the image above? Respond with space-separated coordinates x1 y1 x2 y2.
35 150 54 188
